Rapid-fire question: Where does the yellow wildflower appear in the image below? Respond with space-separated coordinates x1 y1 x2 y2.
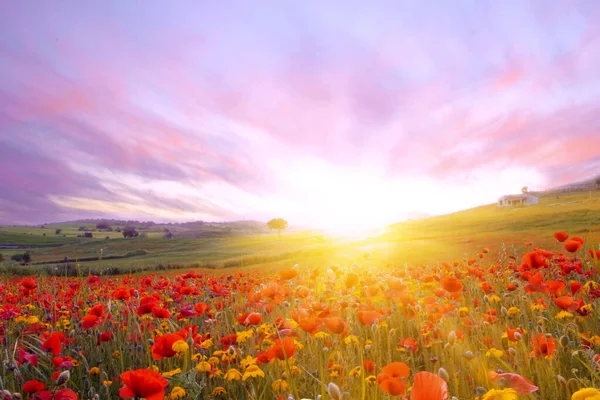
507 307 520 316
240 355 256 369
224 368 242 381
212 387 227 397
459 307 469 317
555 311 574 319
365 375 377 384
344 335 359 345
242 364 265 381
315 331 330 339
168 387 186 400
88 367 100 375
196 361 211 373
103 380 112 387
481 388 518 400
489 295 501 303
486 348 504 359
236 329 254 343
572 388 600 400
172 340 189 354
162 368 182 377
272 379 289 393
348 367 361 377
112 351 121 359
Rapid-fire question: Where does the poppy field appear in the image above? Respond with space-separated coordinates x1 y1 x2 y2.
1 231 600 400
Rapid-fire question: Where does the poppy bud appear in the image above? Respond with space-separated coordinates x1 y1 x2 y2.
483 295 490 303
557 375 567 386
327 382 342 400
475 386 486 396
56 370 70 386
500 307 507 316
12 394 21 400
148 339 155 345
448 331 456 345
513 332 522 340
464 351 475 360
559 335 570 348
545 333 553 338
508 347 517 356
536 325 544 334
0 390 11 400
88 388 96 398
438 367 449 381
322 347 329 352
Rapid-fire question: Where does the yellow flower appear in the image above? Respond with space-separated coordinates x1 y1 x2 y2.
482 388 518 400
172 340 189 354
112 351 121 359
458 307 469 317
507 307 520 316
555 311 574 319
103 380 112 387
489 295 501 303
196 361 212 373
212 387 227 397
572 388 600 400
290 365 302 376
240 355 256 369
168 387 186 400
315 331 330 339
26 316 40 325
348 367 361 377
344 335 359 345
365 375 377 384
486 348 504 359
236 329 254 343
162 368 182 377
257 324 273 336
224 368 242 381
242 365 265 381
208 356 220 366
88 367 100 375
272 379 289 393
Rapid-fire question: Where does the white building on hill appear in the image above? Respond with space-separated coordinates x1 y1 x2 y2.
497 193 539 207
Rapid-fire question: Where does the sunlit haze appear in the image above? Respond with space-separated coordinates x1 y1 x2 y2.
1 1 599 229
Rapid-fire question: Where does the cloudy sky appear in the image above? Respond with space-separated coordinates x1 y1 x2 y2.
1 1 599 229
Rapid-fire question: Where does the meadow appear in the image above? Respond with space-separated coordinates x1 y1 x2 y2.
0 190 599 399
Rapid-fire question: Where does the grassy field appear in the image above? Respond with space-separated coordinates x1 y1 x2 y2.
1 189 599 275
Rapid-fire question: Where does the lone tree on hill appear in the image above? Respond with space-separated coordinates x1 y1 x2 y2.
122 226 139 238
267 218 288 238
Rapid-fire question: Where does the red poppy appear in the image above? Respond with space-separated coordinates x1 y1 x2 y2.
530 334 556 358
522 251 547 269
267 337 296 360
410 371 448 400
377 362 410 395
488 371 539 394
554 232 569 242
151 306 172 319
363 359 376 373
23 380 45 393
564 240 583 253
119 368 169 400
357 310 384 326
41 332 66 355
151 333 184 360
553 296 581 312
440 276 463 293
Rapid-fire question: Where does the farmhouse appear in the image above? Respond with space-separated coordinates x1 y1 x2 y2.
497 193 539 207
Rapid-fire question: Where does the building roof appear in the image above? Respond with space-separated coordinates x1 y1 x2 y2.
498 194 537 201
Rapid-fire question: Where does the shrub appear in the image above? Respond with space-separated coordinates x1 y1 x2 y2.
55 229 62 235
84 232 93 238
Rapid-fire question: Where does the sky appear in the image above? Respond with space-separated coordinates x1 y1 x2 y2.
1 1 600 229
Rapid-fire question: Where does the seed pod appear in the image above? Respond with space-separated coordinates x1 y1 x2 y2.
448 331 457 345
464 351 475 360
438 367 449 381
559 335 570 348
56 370 70 386
508 347 517 356
327 382 343 400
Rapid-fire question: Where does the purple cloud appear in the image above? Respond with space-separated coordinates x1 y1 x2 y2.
1 1 599 225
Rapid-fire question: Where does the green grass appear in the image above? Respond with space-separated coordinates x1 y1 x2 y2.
1 189 599 275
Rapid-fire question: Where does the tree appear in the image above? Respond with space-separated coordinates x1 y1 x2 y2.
96 221 111 230
521 186 528 194
267 218 288 238
55 229 62 235
123 226 139 238
84 232 93 238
